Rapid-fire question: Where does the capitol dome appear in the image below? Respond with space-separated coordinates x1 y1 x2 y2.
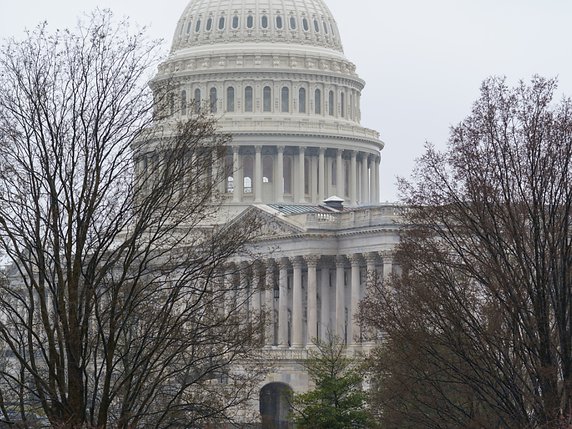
170 0 344 55
149 0 383 207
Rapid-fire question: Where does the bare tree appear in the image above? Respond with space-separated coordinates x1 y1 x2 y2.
362 77 572 429
0 11 264 428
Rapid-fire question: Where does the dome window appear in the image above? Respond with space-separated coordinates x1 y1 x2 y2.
315 89 322 114
263 86 272 112
194 88 201 113
289 16 297 30
181 90 187 115
314 19 320 32
195 19 201 33
341 92 345 117
299 88 306 114
218 17 225 30
226 87 235 112
323 20 329 34
261 15 269 29
276 15 283 30
210 87 217 113
245 86 253 112
328 90 334 116
281 87 290 113
186 21 193 34
232 15 239 29
246 15 254 29
206 17 213 31
302 18 309 32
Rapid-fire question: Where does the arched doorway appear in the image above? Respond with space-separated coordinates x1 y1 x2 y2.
260 382 293 429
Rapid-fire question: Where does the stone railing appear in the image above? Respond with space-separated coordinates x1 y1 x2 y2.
290 205 403 231
219 116 380 141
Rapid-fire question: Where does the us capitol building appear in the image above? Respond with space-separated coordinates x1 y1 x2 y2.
149 0 400 425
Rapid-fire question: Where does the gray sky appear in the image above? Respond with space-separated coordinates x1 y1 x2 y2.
1 0 571 202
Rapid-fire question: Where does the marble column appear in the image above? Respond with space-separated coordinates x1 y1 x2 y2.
291 257 304 347
380 250 394 280
318 148 326 202
373 156 380 203
264 260 275 346
278 258 289 347
311 155 318 203
298 147 306 203
250 262 262 324
336 149 343 198
350 151 357 206
305 255 319 344
232 146 242 202
276 146 284 202
361 155 369 204
320 263 330 340
365 252 378 287
254 145 263 203
335 255 346 341
349 254 361 345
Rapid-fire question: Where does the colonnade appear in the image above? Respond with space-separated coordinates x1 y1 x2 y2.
222 145 381 205
225 251 394 349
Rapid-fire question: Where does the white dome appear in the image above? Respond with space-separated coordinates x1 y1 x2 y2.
171 0 344 55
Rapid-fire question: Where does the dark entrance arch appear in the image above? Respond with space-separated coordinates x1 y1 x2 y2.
260 382 293 429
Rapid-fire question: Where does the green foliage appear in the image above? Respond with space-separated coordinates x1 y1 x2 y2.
292 336 374 429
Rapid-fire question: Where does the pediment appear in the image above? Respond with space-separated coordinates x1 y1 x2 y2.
225 205 305 241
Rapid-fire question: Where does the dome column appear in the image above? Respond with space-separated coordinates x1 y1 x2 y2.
361 154 369 204
350 151 358 206
298 147 306 203
254 145 263 203
276 146 284 203
336 150 343 198
318 148 326 202
373 156 380 203
232 146 242 203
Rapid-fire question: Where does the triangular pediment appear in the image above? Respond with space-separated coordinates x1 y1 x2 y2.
224 205 305 240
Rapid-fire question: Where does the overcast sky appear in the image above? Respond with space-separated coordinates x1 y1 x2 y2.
1 0 571 202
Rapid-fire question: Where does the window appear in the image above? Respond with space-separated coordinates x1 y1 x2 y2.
314 19 320 32
315 89 322 114
289 16 297 30
232 15 239 29
341 92 345 117
323 19 329 34
328 90 334 116
206 17 213 31
210 87 217 113
261 15 269 29
186 21 193 34
218 16 225 30
281 87 289 113
226 87 235 112
276 15 283 29
302 18 309 32
245 86 253 112
246 15 254 29
181 90 187 115
194 88 201 113
299 88 306 113
263 156 273 183
263 86 272 112
195 19 201 32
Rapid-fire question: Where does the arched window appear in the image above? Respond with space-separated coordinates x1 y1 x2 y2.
302 18 309 32
314 19 320 32
181 90 187 115
289 16 297 30
263 86 272 112
328 90 334 116
276 15 283 29
281 87 290 113
315 89 322 114
243 156 253 194
206 17 213 31
246 15 254 29
210 87 217 113
186 21 193 34
218 16 225 30
232 15 239 29
263 155 273 183
340 92 345 117
261 15 269 29
299 88 306 113
226 87 235 112
324 20 329 34
194 88 201 113
245 86 253 112
195 19 201 32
